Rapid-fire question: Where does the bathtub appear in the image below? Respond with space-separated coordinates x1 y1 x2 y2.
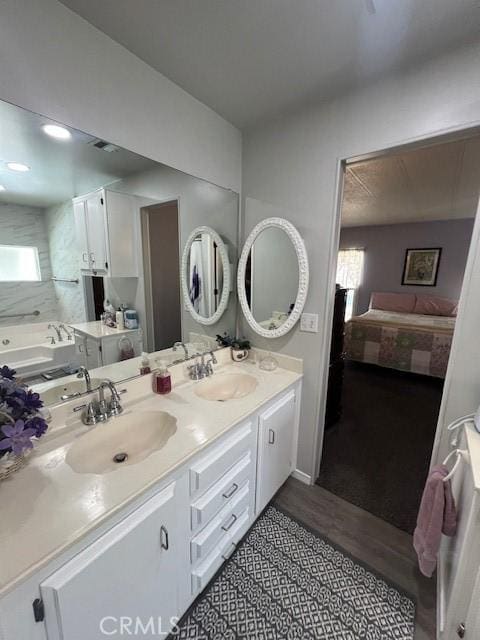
0 322 76 377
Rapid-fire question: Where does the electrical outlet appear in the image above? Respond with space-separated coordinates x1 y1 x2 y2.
300 313 318 333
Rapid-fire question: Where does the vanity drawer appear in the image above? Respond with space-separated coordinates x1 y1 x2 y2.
190 482 250 564
190 451 252 531
189 420 254 498
191 507 250 595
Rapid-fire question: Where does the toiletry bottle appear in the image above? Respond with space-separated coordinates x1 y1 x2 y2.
140 352 151 375
116 308 125 330
152 360 171 394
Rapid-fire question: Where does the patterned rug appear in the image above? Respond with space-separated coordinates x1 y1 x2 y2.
173 505 416 639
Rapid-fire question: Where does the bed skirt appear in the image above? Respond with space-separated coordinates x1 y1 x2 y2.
344 319 452 378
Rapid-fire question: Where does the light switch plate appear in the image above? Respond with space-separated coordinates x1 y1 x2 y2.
300 313 318 333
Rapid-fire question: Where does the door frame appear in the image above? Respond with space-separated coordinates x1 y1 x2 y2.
313 123 480 482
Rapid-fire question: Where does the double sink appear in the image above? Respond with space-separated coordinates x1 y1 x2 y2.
66 372 257 475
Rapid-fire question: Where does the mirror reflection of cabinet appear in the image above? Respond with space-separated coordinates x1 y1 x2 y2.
73 189 138 278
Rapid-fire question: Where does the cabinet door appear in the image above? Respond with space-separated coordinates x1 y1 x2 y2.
73 200 90 270
41 482 179 640
105 190 138 277
85 192 108 274
256 389 296 513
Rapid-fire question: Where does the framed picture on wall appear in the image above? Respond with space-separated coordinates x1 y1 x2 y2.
402 248 442 286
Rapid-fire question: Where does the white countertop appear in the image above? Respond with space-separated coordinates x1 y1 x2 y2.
70 321 139 339
0 350 302 596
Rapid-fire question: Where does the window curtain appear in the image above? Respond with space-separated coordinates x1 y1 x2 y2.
336 248 364 320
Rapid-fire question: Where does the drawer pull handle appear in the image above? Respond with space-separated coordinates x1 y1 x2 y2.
160 525 169 550
268 429 275 444
221 513 237 532
82 252 89 263
222 483 238 499
221 542 237 561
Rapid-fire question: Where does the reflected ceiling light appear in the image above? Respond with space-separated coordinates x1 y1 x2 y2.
42 124 71 140
0 185 5 192
6 162 30 172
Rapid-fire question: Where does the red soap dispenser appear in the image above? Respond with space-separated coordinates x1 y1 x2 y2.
152 360 172 395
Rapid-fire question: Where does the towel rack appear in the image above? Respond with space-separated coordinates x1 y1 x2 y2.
0 310 40 319
442 448 470 482
51 277 79 284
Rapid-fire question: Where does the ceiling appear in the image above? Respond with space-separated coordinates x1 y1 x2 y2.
342 135 480 227
58 0 480 129
0 100 157 208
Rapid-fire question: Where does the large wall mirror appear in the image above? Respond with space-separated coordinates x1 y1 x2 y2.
237 217 309 338
0 100 238 406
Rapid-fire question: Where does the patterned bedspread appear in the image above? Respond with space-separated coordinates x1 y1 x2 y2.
345 310 454 378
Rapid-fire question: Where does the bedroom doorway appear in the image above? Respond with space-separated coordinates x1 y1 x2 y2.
317 131 480 534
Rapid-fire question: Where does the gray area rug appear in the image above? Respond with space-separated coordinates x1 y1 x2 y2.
173 505 416 639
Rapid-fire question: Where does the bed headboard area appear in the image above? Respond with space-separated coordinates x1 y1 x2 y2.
369 292 457 317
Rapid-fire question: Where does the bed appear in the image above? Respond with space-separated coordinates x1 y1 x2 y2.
344 292 457 378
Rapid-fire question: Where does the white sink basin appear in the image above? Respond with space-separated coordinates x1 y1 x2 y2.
66 411 177 474
195 373 258 401
41 378 103 405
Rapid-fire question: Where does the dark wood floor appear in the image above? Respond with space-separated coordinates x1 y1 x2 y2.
274 478 436 640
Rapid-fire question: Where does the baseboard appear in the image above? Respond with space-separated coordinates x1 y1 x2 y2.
291 469 312 485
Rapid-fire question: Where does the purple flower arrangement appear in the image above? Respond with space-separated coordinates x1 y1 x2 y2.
0 365 48 458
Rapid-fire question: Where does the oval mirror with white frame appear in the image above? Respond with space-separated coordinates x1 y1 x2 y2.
237 217 309 338
181 226 231 325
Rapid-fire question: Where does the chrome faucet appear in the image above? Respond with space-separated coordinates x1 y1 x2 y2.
188 351 217 380
59 323 73 340
77 366 92 393
48 323 63 342
76 379 124 425
173 341 189 360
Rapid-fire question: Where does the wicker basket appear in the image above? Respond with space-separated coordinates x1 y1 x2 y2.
0 451 29 481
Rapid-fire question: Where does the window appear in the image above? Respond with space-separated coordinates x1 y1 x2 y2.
336 248 364 321
0 245 41 282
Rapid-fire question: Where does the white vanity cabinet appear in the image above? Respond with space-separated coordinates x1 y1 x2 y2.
256 388 297 513
73 328 143 368
40 481 181 640
0 379 302 640
73 189 138 277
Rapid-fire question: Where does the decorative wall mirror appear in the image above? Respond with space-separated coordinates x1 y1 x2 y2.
237 217 309 338
181 226 231 325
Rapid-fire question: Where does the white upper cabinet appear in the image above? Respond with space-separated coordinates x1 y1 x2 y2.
73 189 138 277
40 481 181 640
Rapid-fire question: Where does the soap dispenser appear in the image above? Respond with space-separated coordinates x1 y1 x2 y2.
152 360 171 395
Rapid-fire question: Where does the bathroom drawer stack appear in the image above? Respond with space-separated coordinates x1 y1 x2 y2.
188 420 257 595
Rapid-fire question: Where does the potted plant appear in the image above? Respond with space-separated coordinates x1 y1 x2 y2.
216 334 251 362
0 366 48 480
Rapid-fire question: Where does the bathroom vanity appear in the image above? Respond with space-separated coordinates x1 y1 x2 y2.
0 350 302 639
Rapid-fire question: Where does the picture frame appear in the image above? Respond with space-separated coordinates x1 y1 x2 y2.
401 248 442 286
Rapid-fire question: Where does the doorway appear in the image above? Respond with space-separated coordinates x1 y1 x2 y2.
141 200 182 352
317 132 480 533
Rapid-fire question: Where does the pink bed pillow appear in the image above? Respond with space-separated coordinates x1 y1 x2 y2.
370 292 416 313
413 295 458 317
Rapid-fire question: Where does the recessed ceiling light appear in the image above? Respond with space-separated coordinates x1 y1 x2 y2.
0 185 5 192
6 162 30 172
42 124 71 140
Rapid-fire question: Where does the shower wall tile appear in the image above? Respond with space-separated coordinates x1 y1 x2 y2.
0 202 58 327
45 200 87 324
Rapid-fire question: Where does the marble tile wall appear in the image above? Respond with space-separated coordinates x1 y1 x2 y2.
0 202 58 327
45 200 86 324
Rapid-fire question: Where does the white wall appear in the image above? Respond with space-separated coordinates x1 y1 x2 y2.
0 0 241 193
242 42 480 479
110 165 239 347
